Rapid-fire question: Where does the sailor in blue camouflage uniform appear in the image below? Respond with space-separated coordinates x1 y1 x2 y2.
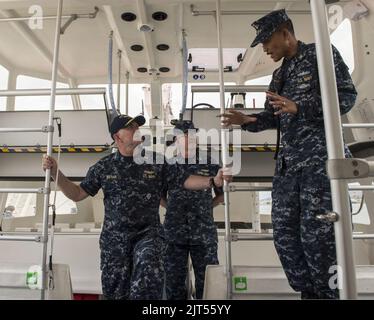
42 114 229 300
161 120 223 300
222 9 357 299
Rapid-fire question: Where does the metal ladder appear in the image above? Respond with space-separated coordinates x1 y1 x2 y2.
0 0 64 300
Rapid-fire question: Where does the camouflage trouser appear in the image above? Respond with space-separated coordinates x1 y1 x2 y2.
101 233 164 300
164 242 219 300
272 163 339 299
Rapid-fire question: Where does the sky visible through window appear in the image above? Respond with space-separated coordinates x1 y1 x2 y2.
0 65 9 110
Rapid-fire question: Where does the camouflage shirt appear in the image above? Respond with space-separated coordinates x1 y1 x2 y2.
242 41 357 170
80 151 189 251
163 154 222 245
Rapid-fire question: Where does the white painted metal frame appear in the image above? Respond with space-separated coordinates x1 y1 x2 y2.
191 85 268 93
215 0 232 300
310 0 357 299
0 6 98 23
0 87 106 97
39 0 64 300
218 232 374 241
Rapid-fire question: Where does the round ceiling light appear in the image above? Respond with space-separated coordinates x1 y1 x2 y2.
156 44 169 51
152 11 168 21
137 67 148 73
121 12 137 22
159 67 170 73
131 44 144 51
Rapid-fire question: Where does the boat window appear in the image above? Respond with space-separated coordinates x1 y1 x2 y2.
51 191 77 215
15 75 73 110
162 82 235 119
258 191 271 215
4 193 36 218
0 65 9 111
244 75 272 109
349 183 371 225
330 18 355 74
259 183 371 225
78 84 150 121
188 48 247 72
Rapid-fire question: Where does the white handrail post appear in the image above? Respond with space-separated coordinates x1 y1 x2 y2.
40 0 64 300
310 0 357 299
117 50 122 111
215 0 232 299
125 71 129 115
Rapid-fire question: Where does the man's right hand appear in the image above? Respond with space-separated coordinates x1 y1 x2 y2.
220 109 257 126
42 155 57 178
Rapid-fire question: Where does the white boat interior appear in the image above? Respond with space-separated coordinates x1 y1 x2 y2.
0 0 374 300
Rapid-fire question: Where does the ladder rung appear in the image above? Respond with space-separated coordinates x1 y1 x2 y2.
0 235 41 242
349 186 374 191
0 188 46 194
342 123 374 128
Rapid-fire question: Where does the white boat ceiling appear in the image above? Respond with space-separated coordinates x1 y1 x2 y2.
0 0 321 84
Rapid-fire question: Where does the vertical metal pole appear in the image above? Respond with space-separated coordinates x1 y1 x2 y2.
40 0 63 300
215 0 232 299
117 50 122 111
5 71 17 111
310 0 357 299
68 78 81 110
252 183 261 233
125 71 129 115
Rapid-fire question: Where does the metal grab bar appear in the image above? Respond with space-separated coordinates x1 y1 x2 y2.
0 6 99 22
191 85 268 93
0 188 46 194
229 186 272 192
217 232 374 241
0 127 51 133
0 87 106 97
343 124 374 128
0 235 41 242
229 186 374 192
349 186 374 191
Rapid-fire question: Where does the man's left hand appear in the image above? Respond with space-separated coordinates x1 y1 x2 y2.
267 91 298 115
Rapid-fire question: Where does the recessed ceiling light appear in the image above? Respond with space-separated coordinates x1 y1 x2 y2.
156 44 169 51
137 67 148 73
152 11 168 21
159 67 170 73
121 12 137 22
131 44 144 51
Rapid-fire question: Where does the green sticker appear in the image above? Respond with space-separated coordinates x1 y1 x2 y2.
234 276 247 291
26 271 38 286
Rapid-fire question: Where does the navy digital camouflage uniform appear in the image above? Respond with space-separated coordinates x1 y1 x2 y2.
80 151 189 300
163 120 221 300
242 10 357 299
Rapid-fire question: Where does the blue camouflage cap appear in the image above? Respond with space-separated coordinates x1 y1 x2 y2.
250 9 290 48
171 119 199 134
